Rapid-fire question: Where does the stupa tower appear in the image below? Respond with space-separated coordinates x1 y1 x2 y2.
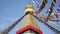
16 2 42 34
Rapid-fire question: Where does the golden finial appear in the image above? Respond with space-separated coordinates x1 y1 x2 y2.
24 1 34 14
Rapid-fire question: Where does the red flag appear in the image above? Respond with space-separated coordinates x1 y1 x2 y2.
53 0 56 3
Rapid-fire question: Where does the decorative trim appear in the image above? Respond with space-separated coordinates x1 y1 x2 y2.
16 26 42 34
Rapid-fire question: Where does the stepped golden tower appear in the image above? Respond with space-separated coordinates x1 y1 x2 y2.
16 2 42 34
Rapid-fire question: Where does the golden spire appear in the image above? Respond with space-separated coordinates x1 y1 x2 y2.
16 1 42 34
24 2 34 14
18 2 41 33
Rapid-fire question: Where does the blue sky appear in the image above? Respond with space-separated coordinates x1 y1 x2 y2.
0 0 60 34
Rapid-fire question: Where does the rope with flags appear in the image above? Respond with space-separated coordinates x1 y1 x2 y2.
1 0 60 34
54 5 60 18
47 0 60 22
50 20 60 22
29 12 60 34
32 0 60 22
32 0 42 7
0 14 26 34
46 0 56 22
32 0 48 14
